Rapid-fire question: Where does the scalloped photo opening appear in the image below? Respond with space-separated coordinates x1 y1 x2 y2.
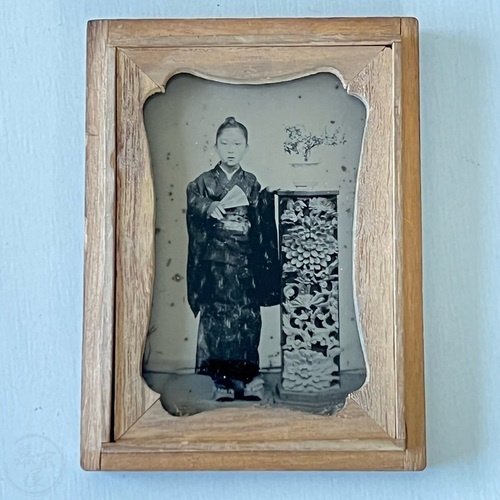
142 72 367 416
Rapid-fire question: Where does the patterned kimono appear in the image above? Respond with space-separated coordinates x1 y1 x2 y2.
186 164 279 386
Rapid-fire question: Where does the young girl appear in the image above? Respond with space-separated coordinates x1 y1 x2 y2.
186 117 279 400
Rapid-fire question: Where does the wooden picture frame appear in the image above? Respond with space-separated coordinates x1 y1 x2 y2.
82 17 425 471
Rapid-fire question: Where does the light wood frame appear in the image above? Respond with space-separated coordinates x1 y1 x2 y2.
82 17 425 471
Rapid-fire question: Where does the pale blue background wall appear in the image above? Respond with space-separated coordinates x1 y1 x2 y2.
1 0 499 498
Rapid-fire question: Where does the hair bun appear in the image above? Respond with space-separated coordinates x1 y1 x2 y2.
215 116 248 144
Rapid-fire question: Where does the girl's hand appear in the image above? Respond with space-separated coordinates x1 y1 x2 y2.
265 185 281 194
207 201 226 220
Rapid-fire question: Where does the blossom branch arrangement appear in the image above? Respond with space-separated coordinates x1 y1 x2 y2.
283 124 347 163
279 196 340 393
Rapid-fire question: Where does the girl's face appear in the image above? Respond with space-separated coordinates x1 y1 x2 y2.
215 128 247 168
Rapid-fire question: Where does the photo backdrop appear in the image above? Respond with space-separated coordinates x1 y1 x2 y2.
143 72 367 375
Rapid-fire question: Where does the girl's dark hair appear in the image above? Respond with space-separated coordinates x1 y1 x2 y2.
215 116 248 144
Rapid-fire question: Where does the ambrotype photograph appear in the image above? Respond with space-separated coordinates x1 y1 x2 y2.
142 72 367 415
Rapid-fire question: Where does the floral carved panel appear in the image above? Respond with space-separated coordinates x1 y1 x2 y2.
278 193 341 409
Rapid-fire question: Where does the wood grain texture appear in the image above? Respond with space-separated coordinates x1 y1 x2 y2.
122 46 384 89
81 17 424 471
348 47 404 440
114 50 161 440
105 399 406 470
105 438 404 453
393 39 406 451
400 17 426 471
100 448 404 471
108 17 402 47
81 20 115 471
114 36 400 457
113 400 398 445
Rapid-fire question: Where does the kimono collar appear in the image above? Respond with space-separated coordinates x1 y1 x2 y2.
216 162 241 180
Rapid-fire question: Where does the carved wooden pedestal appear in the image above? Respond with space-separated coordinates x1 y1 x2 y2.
276 191 341 412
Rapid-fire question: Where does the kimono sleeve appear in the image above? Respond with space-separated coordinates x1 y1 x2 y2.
186 177 216 219
250 187 281 307
248 177 262 207
186 176 214 317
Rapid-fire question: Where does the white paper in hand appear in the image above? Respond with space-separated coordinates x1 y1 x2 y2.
220 185 249 209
